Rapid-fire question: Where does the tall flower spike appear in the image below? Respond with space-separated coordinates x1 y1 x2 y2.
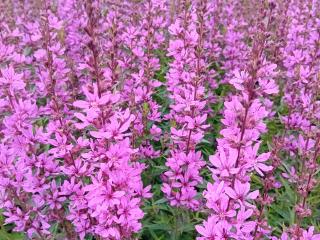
162 0 211 210
277 0 320 238
197 2 279 239
121 0 166 159
69 1 151 239
0 4 72 238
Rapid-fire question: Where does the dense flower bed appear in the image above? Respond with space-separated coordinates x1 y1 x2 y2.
0 0 319 239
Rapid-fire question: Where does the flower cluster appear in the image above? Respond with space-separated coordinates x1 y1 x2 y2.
121 0 166 159
161 0 213 210
0 1 151 239
196 3 280 239
278 0 320 238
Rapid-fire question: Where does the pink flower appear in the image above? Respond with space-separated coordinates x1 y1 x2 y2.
230 70 249 90
48 133 73 157
196 216 231 240
210 147 240 178
303 227 320 240
0 65 25 91
244 142 273 176
225 180 259 207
